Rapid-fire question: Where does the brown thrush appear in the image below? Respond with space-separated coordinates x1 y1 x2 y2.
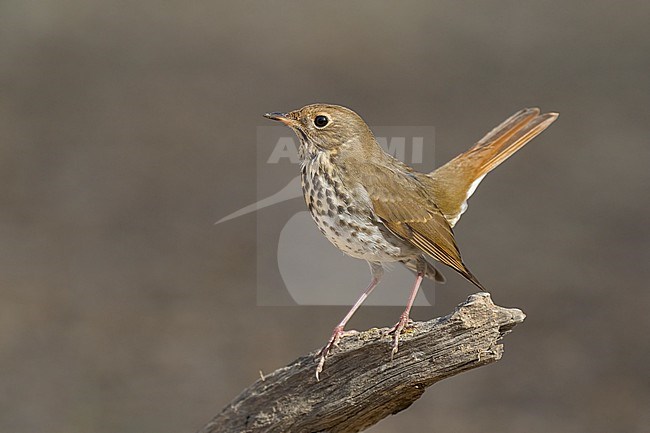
264 104 558 379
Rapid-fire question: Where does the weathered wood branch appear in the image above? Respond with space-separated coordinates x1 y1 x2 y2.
199 293 525 433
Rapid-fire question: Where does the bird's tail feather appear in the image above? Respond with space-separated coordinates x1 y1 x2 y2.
428 108 558 227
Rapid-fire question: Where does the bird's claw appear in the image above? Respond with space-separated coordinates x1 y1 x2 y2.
386 315 414 359
315 327 358 380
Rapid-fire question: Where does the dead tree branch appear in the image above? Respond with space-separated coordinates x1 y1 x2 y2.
199 293 525 433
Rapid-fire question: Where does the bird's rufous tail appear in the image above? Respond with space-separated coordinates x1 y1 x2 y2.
428 108 558 227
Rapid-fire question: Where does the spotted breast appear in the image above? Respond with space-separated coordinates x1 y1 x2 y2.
300 152 414 263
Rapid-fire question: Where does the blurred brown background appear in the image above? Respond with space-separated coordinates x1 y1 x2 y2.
1 1 649 432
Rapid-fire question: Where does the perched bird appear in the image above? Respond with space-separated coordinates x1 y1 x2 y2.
264 105 558 378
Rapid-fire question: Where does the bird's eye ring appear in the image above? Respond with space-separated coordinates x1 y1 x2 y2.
314 115 329 128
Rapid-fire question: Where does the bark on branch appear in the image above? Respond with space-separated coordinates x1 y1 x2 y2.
199 293 525 433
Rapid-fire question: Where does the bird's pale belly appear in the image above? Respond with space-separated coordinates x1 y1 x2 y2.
301 162 414 263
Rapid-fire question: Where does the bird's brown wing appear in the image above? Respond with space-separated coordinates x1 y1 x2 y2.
360 163 485 290
428 108 558 227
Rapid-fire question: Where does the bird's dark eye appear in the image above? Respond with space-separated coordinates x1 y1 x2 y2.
314 115 329 128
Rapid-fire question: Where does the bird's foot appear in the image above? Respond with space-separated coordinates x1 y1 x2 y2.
315 326 358 380
386 314 414 359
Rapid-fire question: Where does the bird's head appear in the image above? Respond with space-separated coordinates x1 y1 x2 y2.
264 104 376 157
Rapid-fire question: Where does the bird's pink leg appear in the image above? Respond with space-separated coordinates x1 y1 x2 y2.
389 272 424 358
316 265 383 380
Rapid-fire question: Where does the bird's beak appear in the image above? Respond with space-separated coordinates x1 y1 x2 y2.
263 112 294 126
